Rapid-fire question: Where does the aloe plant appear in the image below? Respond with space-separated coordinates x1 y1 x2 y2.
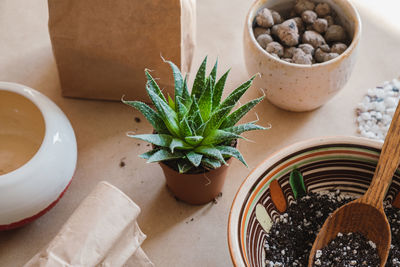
123 56 267 173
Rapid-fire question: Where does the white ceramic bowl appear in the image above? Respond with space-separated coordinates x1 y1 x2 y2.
244 0 362 112
0 82 77 230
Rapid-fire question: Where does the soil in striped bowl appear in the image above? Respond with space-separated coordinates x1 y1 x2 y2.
312 232 379 266
263 190 400 266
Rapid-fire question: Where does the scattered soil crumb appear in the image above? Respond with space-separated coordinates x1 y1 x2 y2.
119 158 126 168
137 143 140 146
185 217 195 224
213 192 223 204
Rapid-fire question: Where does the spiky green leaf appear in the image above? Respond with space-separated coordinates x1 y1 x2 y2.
147 149 184 163
216 146 247 167
212 69 230 110
188 97 203 130
170 138 193 153
220 96 264 128
191 56 207 100
218 75 256 111
178 160 193 173
168 95 175 110
181 75 192 108
122 100 168 133
201 158 222 169
198 76 214 121
176 98 188 121
223 122 267 135
202 130 242 146
165 60 184 99
194 145 226 164
195 122 207 136
185 136 204 146
179 117 192 137
128 134 172 147
186 151 203 167
145 70 167 103
209 59 218 87
203 105 235 135
139 149 158 160
146 86 180 137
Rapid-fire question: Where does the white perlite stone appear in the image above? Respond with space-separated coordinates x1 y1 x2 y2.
356 78 400 141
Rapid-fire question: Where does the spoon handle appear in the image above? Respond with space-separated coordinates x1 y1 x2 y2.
363 103 400 208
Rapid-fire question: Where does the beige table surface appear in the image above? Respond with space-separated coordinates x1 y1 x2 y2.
1 0 400 266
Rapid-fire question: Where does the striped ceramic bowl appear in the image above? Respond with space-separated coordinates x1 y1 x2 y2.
228 136 400 266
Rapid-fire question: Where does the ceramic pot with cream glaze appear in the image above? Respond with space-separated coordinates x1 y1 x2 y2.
0 82 77 230
244 0 362 112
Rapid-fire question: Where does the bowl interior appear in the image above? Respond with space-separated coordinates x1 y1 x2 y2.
229 140 400 267
0 90 45 175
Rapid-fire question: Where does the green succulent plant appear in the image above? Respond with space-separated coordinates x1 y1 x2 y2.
123 56 267 173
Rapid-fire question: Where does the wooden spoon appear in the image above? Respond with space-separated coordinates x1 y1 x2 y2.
308 104 400 267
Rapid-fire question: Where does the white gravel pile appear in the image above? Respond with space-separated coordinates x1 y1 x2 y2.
356 78 400 141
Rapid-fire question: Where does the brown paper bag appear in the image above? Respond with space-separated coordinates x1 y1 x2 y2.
48 0 196 101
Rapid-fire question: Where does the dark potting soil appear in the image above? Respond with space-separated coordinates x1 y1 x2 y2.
385 204 400 266
264 191 400 266
264 190 353 266
313 232 380 266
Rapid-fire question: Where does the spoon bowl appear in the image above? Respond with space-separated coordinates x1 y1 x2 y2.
309 201 390 266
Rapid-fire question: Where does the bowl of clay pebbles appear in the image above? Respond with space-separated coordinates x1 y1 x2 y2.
228 136 400 266
244 0 361 112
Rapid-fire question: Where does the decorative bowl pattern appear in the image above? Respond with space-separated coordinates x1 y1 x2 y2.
0 82 77 230
228 136 400 266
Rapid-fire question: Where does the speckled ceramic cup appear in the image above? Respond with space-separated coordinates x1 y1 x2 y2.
244 0 361 112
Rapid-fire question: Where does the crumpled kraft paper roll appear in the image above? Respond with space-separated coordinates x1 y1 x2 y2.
24 182 153 267
48 0 196 102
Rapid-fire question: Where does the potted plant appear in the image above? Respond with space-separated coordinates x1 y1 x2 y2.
123 56 267 204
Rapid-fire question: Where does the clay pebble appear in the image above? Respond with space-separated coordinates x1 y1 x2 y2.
325 25 347 42
315 3 331 17
313 18 328 33
266 41 284 57
302 30 326 48
256 34 273 49
301 10 317 24
277 19 299 46
253 27 270 38
256 8 275 28
252 2 350 65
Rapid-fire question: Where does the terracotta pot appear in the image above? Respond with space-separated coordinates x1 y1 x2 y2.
159 159 232 205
